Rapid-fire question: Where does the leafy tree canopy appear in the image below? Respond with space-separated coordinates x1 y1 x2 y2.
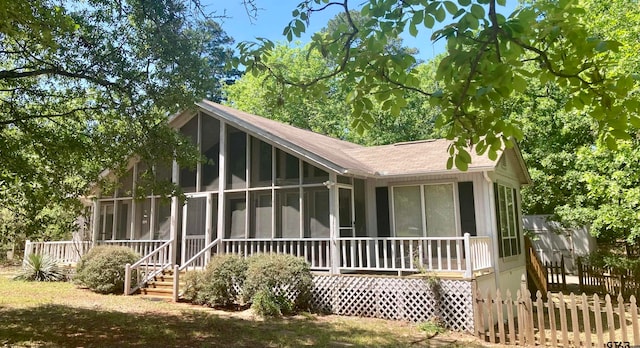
237 0 639 170
0 0 238 242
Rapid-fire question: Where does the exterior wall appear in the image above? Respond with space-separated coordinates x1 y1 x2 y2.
497 265 526 297
488 150 528 291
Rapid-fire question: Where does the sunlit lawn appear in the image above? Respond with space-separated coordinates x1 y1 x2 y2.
0 266 488 347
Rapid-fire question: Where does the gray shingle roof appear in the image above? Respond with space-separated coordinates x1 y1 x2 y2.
194 100 524 180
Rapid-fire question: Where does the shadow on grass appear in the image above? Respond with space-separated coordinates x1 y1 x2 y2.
0 304 476 347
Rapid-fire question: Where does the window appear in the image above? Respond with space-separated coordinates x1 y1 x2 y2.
226 126 247 189
495 183 521 258
392 186 423 237
154 199 172 240
304 188 330 238
185 197 206 236
392 183 457 237
250 191 272 238
115 200 131 239
275 149 299 185
201 115 220 191
276 190 300 238
179 117 198 192
250 139 272 187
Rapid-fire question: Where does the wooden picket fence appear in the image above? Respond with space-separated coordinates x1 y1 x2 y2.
473 281 640 346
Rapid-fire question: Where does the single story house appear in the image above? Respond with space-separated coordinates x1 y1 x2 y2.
26 100 531 331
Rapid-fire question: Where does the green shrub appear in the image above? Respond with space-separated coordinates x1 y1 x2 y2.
181 270 205 304
250 289 293 317
184 254 247 307
14 253 65 282
243 253 312 315
418 317 447 337
201 254 247 306
74 246 139 294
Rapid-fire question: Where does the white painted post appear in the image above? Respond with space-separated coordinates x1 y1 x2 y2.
464 233 472 279
169 158 180 265
23 240 31 263
91 199 101 246
204 193 213 264
217 122 227 252
124 263 131 296
172 264 180 302
328 173 340 274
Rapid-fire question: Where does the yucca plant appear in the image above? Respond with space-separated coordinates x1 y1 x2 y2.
15 253 65 282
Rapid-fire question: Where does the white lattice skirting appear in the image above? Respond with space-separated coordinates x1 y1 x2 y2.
310 275 474 332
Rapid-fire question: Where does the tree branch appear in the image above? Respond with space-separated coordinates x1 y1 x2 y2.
0 106 107 125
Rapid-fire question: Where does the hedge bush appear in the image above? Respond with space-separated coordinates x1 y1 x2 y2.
181 270 205 304
242 253 313 316
183 254 247 307
74 246 139 294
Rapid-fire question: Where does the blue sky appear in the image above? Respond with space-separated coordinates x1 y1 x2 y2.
205 1 519 62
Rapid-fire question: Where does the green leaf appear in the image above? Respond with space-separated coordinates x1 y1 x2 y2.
444 1 458 15
434 6 446 22
423 14 435 28
458 0 471 6
470 4 485 19
446 157 454 170
409 23 418 37
454 154 469 171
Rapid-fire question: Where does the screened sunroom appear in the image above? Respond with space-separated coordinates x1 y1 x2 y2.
74 100 535 280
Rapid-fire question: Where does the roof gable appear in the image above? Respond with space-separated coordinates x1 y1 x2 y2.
168 100 530 184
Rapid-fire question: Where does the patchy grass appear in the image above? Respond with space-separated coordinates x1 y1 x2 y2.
0 266 489 347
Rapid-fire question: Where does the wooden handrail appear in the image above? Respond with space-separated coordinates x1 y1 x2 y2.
525 236 548 295
173 238 221 302
124 239 173 296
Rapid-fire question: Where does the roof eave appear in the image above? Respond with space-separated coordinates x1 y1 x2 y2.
370 165 497 179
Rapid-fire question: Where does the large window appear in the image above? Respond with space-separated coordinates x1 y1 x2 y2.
250 191 272 238
276 190 300 238
392 183 457 237
250 139 272 187
304 188 330 238
179 117 198 192
495 183 521 258
226 126 247 189
201 115 220 191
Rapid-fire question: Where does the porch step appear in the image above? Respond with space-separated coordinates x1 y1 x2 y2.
135 268 187 301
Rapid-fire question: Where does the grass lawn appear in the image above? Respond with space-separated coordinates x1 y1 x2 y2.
0 266 490 347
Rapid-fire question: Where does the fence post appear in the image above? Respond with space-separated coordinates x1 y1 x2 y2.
464 233 472 279
172 264 179 302
561 255 567 290
577 257 583 292
23 240 31 263
124 263 131 296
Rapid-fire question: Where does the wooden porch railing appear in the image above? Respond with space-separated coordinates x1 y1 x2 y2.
223 238 332 270
124 240 173 295
173 238 222 301
23 240 92 264
337 233 492 277
97 240 168 259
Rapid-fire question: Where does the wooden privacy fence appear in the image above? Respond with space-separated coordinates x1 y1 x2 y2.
577 258 640 299
474 283 640 346
546 256 567 291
